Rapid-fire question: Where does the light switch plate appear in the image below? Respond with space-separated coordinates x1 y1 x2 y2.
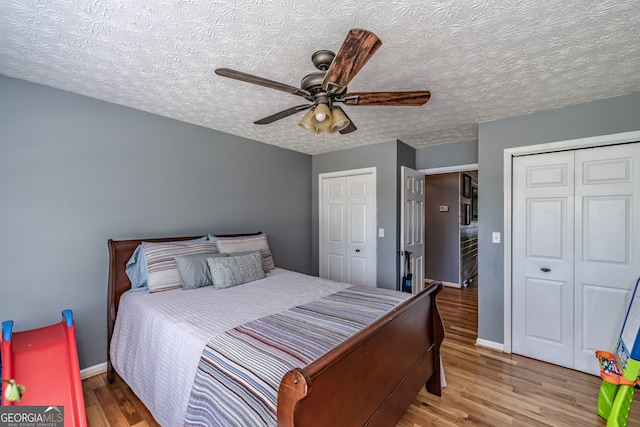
378 228 384 237
439 206 449 212
492 232 501 243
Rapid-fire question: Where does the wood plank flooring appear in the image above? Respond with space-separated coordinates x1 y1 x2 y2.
83 286 640 426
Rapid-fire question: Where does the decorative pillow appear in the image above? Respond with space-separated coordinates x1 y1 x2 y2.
213 234 274 272
176 252 228 290
143 241 219 293
126 236 208 291
207 251 265 290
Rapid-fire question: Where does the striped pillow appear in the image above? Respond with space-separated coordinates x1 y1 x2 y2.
143 241 219 293
213 234 275 272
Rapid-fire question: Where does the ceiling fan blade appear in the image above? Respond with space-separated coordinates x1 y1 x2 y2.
215 68 312 99
341 91 431 106
254 104 312 125
322 29 382 93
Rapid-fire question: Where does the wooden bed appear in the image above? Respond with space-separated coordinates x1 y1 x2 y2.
107 234 444 427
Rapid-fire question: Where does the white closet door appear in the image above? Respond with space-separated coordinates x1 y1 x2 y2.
513 142 640 374
573 144 640 374
320 169 377 287
323 175 348 283
512 151 575 368
345 173 376 287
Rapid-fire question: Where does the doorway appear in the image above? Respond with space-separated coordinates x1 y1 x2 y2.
422 164 480 344
423 169 479 289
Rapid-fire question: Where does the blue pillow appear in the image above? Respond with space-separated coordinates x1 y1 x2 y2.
125 244 148 291
125 236 207 291
176 252 228 290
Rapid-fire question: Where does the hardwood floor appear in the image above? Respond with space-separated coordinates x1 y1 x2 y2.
83 286 640 426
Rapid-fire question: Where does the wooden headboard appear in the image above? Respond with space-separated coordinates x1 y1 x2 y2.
106 232 261 382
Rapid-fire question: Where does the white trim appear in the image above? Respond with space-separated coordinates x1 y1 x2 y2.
80 362 107 379
318 167 377 287
419 163 478 175
318 167 377 179
503 148 513 353
475 338 505 352
503 130 640 354
425 278 461 288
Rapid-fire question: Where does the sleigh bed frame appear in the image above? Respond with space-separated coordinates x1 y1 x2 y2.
107 233 444 427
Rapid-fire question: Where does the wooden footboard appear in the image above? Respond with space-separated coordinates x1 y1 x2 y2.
277 282 444 427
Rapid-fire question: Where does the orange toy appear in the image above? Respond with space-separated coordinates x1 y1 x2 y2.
1 310 87 427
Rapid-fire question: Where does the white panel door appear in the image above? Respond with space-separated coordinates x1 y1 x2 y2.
323 176 347 283
400 166 425 293
346 173 376 287
320 169 376 287
513 142 640 374
573 144 640 374
512 152 575 368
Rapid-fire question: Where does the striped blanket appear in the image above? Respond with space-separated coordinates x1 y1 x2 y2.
184 286 410 427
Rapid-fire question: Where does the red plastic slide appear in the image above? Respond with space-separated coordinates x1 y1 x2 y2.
1 310 87 427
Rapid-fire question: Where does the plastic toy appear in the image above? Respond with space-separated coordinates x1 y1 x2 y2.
597 276 640 427
1 310 87 427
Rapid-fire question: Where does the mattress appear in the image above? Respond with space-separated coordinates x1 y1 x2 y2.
110 268 352 426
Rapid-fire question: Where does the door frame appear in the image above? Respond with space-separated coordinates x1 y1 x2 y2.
503 130 640 353
318 167 377 286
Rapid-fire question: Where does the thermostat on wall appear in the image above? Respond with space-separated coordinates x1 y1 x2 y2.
439 206 449 212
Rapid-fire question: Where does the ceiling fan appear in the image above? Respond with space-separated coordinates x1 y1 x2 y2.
215 29 430 135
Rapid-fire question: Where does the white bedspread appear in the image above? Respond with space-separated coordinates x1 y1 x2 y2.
110 268 350 427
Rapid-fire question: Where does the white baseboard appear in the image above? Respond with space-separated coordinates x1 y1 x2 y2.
425 278 461 288
475 338 505 352
80 362 107 379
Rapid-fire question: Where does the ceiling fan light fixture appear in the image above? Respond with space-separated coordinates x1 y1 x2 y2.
313 103 331 123
298 109 316 132
330 107 350 133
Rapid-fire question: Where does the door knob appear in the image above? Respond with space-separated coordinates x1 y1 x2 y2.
540 267 551 272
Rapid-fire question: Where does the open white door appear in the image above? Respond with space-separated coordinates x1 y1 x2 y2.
401 166 425 293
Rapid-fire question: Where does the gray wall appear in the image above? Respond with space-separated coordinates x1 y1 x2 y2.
477 92 640 344
416 139 478 170
311 140 415 290
424 173 460 283
0 75 312 369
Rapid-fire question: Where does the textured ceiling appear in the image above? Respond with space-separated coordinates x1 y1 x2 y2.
1 0 639 155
